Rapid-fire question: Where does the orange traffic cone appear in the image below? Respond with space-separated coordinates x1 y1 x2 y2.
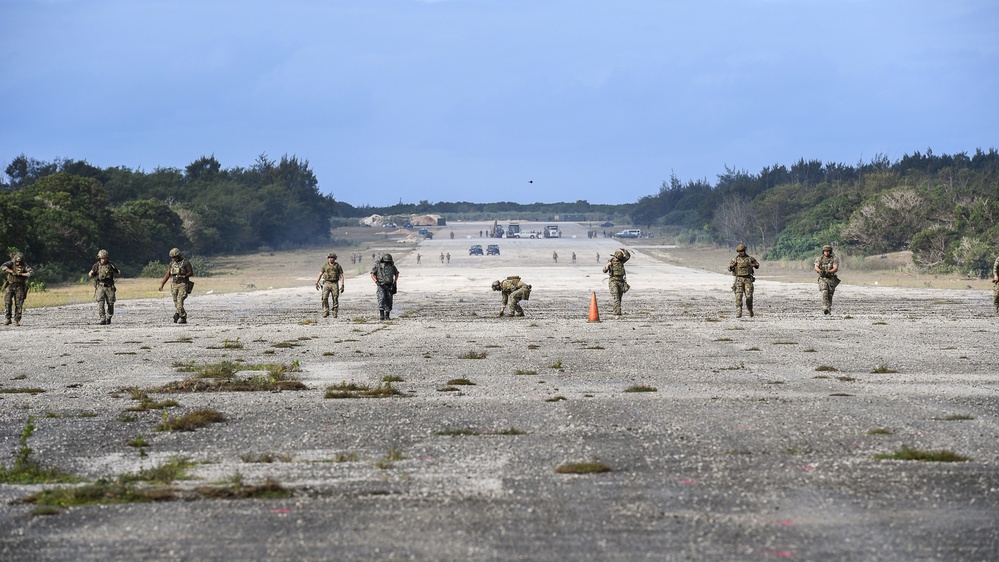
587 291 600 323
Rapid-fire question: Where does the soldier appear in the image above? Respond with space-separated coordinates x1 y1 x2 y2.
440 252 445 264
446 252 451 264
992 254 999 314
315 253 345 318
492 276 531 317
814 244 840 315
370 253 400 321
553 251 558 263
602 248 631 316
571 252 576 264
728 243 760 318
416 253 421 264
88 249 121 325
2 252 33 326
158 248 194 324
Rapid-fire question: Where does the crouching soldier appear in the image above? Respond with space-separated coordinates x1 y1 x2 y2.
88 249 121 325
728 243 759 318
492 276 531 317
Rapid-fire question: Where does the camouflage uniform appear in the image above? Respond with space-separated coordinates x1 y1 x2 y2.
814 246 840 315
370 254 400 320
316 254 345 318
88 250 121 325
2 254 33 326
602 249 631 316
492 276 531 317
992 256 999 313
159 248 194 323
728 244 759 318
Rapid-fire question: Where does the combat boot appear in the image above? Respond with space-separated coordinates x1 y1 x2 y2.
379 310 385 320
322 310 329 318
746 298 754 317
332 310 338 318
99 319 108 325
106 316 112 324
173 313 180 323
748 308 754 317
3 318 10 326
736 307 742 318
179 317 187 324
13 320 19 326
384 311 391 321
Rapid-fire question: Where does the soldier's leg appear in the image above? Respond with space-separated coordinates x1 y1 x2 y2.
107 287 116 321
330 288 340 318
172 284 188 322
376 286 387 320
734 281 744 316
13 286 26 322
384 290 393 319
745 281 754 317
994 285 999 313
321 284 332 317
610 282 623 315
3 288 12 322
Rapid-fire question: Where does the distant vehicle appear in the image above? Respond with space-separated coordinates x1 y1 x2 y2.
469 245 484 255
544 225 561 238
402 222 413 229
600 221 614 228
383 222 397 228
486 244 500 255
506 224 521 238
615 229 642 238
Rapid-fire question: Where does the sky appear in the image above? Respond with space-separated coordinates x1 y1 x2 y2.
1 0 997 207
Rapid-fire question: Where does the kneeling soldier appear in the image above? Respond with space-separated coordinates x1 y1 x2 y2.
492 276 531 317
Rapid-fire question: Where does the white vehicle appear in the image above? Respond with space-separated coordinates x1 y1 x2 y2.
544 225 561 238
615 229 642 238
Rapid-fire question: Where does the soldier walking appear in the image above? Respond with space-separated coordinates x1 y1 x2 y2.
553 251 558 263
158 248 194 324
315 253 345 318
2 252 33 326
992 255 999 314
370 253 400 321
728 244 759 318
814 245 840 315
602 248 631 316
492 276 531 317
88 249 121 325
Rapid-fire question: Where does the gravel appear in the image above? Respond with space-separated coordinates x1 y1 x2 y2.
1 222 997 561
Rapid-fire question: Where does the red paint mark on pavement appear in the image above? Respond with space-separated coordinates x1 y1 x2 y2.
271 509 291 514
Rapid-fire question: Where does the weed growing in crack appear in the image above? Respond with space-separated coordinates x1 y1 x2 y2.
555 462 611 474
459 350 487 359
155 409 226 432
0 417 80 484
875 446 969 462
624 385 657 393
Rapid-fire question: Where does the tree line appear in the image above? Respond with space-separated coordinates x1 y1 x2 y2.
630 148 999 276
1 154 335 281
3 147 997 284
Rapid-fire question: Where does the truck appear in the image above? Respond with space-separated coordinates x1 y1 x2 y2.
506 223 522 238
615 229 642 239
543 225 561 238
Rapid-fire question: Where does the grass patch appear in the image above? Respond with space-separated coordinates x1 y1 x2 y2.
545 396 567 402
124 387 181 411
240 453 293 463
435 428 479 436
155 409 226 432
555 462 612 474
713 337 733 342
744 347 761 352
548 360 563 369
624 385 657 393
772 341 798 345
583 345 606 350
157 361 306 392
836 375 857 382
829 393 854 397
197 475 290 499
0 387 46 395
933 414 975 421
815 365 838 372
334 452 360 463
875 446 970 462
128 435 149 448
527 344 540 350
866 428 893 435
0 417 81 484
514 369 538 375
375 448 405 469
447 378 475 386
382 375 405 383
436 386 459 392
458 350 487 359
324 381 403 399
207 338 243 350
871 363 898 374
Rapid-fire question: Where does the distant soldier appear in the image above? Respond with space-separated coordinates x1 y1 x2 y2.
446 252 451 264
602 248 631 316
492 276 531 317
728 244 759 318
992 254 999 313
2 252 33 326
571 252 576 264
814 245 840 315
315 253 345 318
370 253 400 321
440 252 445 264
159 248 194 324
553 251 558 263
596 253 600 263
88 249 121 325
416 253 421 264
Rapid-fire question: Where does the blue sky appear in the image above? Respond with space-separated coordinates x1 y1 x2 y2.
1 0 996 207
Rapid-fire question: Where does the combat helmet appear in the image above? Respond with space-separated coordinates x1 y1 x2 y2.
169 248 182 258
822 245 833 252
614 250 625 259
97 249 109 259
12 252 23 262
735 243 747 252
327 252 337 259
491 280 502 291
381 253 394 263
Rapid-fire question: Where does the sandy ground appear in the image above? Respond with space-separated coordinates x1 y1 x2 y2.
1 221 997 561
